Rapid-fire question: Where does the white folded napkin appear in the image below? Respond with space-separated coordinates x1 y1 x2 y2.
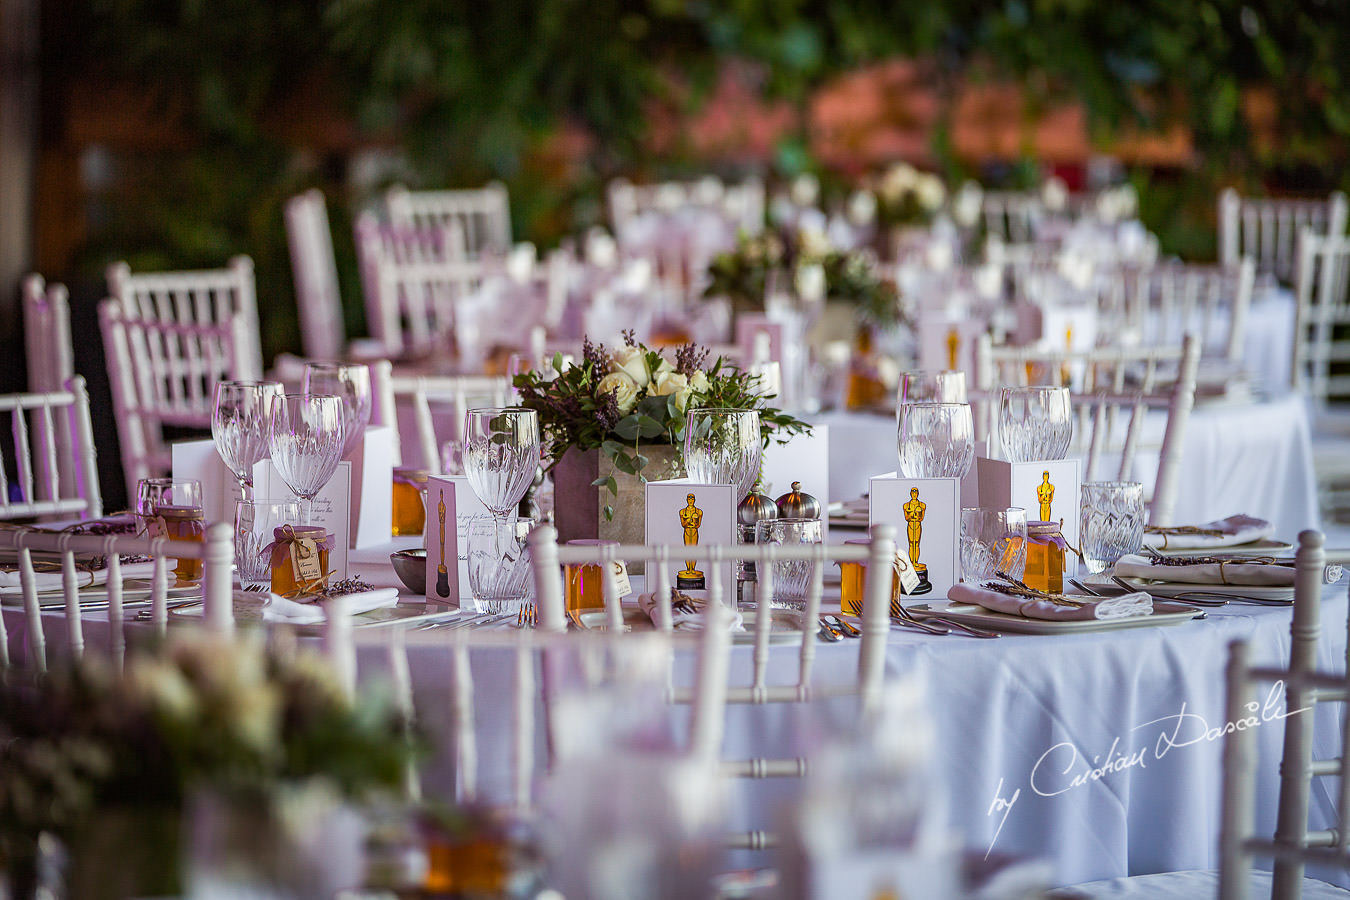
1143 514 1273 551
0 560 160 594
1114 554 1306 587
262 587 400 624
948 582 1152 621
638 592 744 632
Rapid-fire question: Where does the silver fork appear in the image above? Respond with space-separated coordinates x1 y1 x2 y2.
1109 574 1230 607
889 598 951 635
516 604 536 628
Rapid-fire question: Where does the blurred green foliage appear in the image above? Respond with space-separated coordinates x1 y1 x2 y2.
59 0 1350 359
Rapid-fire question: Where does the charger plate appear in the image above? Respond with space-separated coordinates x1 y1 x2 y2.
905 599 1203 635
1149 538 1293 558
1113 576 1294 602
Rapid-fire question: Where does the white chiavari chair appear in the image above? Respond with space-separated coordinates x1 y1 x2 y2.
0 378 102 524
99 299 256 500
1102 258 1256 368
0 520 233 673
1050 530 1350 899
982 189 1049 244
21 274 74 394
528 522 899 852
385 181 511 259
1289 230 1350 520
363 258 487 359
607 175 765 243
369 361 513 471
106 255 263 379
1219 188 1349 286
284 189 347 362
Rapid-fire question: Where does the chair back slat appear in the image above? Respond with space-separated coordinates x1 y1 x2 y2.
1220 188 1348 284
386 182 511 259
285 189 347 361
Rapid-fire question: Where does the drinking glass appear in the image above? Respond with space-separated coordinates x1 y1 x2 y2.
1079 481 1146 574
896 402 975 479
466 514 535 612
754 517 823 611
896 370 967 407
960 507 1029 585
463 408 540 517
683 408 762 502
268 393 346 523
234 498 303 590
303 363 372 459
999 386 1072 462
135 477 205 585
211 380 283 500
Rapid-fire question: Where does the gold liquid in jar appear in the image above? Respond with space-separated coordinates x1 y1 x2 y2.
1023 520 1067 594
563 539 618 614
838 539 901 616
270 525 331 597
391 467 429 537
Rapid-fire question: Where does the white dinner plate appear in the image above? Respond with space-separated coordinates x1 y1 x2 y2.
905 599 1204 635
0 578 200 607
1113 576 1294 602
578 602 807 643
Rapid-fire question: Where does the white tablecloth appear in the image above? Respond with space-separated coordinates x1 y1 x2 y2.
7 547 1346 889
811 392 1320 538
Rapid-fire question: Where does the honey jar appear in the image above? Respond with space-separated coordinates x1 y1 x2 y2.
563 539 619 614
391 467 429 537
269 525 333 597
1023 520 1068 594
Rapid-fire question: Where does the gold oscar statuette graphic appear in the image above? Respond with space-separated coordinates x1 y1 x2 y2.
946 327 961 372
435 489 450 597
902 487 933 594
677 493 706 591
1037 470 1055 522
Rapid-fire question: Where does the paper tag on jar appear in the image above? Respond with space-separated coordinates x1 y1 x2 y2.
893 551 922 595
290 538 324 583
610 560 633 598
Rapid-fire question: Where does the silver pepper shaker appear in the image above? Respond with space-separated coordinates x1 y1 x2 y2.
775 481 821 520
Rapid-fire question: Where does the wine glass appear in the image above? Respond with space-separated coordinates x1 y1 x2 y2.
302 363 372 459
682 408 762 502
267 393 346 523
462 408 541 518
135 477 205 586
897 401 975 479
999 386 1073 462
212 381 283 500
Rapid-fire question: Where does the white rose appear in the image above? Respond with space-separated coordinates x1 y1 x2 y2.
953 180 983 228
651 370 691 412
688 370 711 396
880 163 918 204
797 226 832 260
790 173 820 207
846 189 878 227
916 174 946 212
652 357 675 378
597 371 640 414
610 345 650 387
1042 176 1069 212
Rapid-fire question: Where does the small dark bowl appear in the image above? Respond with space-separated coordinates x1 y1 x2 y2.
390 548 427 594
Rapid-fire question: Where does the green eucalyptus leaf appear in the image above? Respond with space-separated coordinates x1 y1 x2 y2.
613 453 638 475
636 415 664 438
613 416 641 441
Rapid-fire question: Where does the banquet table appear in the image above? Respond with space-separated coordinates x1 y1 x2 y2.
5 538 1347 889
811 391 1320 539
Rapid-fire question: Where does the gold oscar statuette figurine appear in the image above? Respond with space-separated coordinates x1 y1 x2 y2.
946 327 961 372
677 493 706 590
901 487 933 594
1037 470 1055 522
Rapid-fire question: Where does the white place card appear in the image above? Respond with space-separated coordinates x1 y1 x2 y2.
345 425 394 549
735 314 785 368
645 479 737 597
918 314 985 374
254 459 351 581
869 474 959 598
976 456 1082 545
171 439 243 524
423 475 489 609
760 425 830 543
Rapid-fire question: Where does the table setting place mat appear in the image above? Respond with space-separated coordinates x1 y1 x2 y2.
1142 514 1275 551
947 582 1153 621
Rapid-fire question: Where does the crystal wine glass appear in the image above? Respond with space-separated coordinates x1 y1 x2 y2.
682 408 762 502
267 393 346 523
896 401 975 479
302 363 372 459
212 380 283 500
463 408 541 518
999 386 1073 462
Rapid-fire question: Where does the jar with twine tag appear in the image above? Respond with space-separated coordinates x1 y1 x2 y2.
266 524 336 598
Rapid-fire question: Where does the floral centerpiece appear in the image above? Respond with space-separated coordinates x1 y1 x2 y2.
871 162 946 229
704 227 904 330
513 332 811 541
0 634 414 897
